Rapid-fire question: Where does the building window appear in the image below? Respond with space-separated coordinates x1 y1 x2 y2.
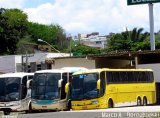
37 64 41 71
47 64 52 69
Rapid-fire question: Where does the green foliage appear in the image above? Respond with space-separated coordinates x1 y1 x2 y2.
71 44 100 55
0 8 28 54
107 27 149 52
16 38 36 54
1 7 160 56
107 33 132 51
27 22 68 51
0 7 68 55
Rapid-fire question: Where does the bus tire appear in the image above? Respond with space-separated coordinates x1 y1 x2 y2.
143 97 147 106
3 111 10 115
137 97 141 106
26 103 32 113
108 99 114 108
67 100 71 111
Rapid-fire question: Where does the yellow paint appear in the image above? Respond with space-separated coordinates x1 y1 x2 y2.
72 68 156 110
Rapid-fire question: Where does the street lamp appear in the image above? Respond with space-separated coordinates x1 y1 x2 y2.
37 39 61 53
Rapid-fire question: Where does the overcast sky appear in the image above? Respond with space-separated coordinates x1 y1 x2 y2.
0 0 160 36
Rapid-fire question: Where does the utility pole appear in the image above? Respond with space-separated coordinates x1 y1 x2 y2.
149 3 155 50
21 53 34 72
69 36 72 56
127 0 159 51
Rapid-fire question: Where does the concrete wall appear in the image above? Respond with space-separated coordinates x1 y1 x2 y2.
53 58 95 69
137 64 160 82
0 55 17 73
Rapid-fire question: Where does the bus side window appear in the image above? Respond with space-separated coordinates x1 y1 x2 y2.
28 75 33 80
106 72 114 83
134 72 139 82
61 73 68 99
149 72 154 82
114 72 119 83
21 76 28 99
69 73 72 82
27 80 32 89
100 71 106 97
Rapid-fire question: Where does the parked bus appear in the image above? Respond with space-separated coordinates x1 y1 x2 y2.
0 72 34 115
31 67 88 111
68 68 156 110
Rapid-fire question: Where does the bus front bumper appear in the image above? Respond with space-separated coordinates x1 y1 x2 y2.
31 100 67 111
0 102 21 112
71 100 100 110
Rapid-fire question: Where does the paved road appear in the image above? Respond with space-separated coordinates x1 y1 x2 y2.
1 106 160 118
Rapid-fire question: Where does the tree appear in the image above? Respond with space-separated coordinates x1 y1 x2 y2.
71 44 100 55
27 22 67 52
0 8 28 54
107 27 149 52
107 33 132 51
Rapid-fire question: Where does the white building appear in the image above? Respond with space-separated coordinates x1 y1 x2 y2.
0 53 69 73
77 32 107 49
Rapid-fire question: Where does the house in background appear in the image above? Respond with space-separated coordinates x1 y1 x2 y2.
46 56 96 69
1 48 160 83
0 52 69 73
75 32 107 49
46 51 133 70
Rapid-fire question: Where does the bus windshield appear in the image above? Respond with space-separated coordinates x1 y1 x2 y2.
32 73 61 100
71 73 98 100
0 77 21 102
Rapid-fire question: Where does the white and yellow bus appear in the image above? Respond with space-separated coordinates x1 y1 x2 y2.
69 68 156 110
31 67 88 111
0 73 33 115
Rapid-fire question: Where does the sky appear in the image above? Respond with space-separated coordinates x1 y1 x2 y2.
0 0 160 36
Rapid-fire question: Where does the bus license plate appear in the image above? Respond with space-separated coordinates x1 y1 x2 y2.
42 106 47 108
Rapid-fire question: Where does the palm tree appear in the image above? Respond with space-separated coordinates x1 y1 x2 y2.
107 27 149 52
122 27 149 51
130 28 148 42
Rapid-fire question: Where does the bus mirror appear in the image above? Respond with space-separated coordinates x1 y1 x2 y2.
97 79 100 90
58 79 62 88
65 83 69 94
27 80 32 89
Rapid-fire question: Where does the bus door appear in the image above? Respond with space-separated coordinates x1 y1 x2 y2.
21 75 33 110
21 76 28 110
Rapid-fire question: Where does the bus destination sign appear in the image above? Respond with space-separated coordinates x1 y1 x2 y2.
127 0 160 5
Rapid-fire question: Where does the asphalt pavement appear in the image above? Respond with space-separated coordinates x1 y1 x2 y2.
1 105 160 118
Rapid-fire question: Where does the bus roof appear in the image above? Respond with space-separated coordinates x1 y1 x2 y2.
35 67 88 74
0 72 34 78
72 68 153 75
61 67 88 72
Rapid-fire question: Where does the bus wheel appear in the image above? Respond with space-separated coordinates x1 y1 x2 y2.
143 97 147 106
26 103 32 113
67 100 71 111
137 97 141 106
108 99 114 108
3 111 10 115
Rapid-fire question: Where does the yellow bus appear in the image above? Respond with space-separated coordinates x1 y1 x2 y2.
68 68 156 110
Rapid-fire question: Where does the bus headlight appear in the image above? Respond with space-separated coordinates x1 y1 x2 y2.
72 104 78 106
92 100 98 105
6 101 21 106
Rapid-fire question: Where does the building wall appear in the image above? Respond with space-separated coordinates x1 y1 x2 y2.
0 53 70 73
137 64 160 82
95 58 131 68
53 58 95 69
0 55 17 73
